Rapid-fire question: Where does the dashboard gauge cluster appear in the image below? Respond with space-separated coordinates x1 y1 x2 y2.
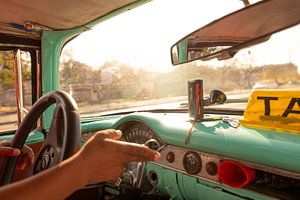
118 121 219 183
154 145 221 183
117 121 164 188
120 122 163 148
81 122 220 184
81 121 300 193
81 121 163 148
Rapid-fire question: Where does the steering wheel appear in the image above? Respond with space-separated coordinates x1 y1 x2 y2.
0 90 81 186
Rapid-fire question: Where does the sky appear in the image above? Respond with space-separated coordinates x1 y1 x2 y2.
63 0 300 73
63 0 243 72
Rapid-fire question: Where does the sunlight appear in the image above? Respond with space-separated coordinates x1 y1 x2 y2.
63 0 242 72
63 0 300 74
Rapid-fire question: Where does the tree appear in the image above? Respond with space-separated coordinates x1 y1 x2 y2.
260 63 299 84
0 51 31 90
0 51 14 89
60 59 93 85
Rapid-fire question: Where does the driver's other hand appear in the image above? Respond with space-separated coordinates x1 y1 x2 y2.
0 140 35 170
76 129 161 184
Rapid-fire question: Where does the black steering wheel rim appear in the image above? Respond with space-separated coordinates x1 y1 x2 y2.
0 90 81 186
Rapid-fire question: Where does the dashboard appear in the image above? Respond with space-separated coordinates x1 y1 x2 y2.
80 113 300 200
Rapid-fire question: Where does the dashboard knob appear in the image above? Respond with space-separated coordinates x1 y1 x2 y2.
166 152 175 163
206 162 218 176
144 139 160 151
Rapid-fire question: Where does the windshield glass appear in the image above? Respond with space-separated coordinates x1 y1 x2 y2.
59 0 300 117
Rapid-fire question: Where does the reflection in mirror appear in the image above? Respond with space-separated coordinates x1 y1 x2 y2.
171 0 300 65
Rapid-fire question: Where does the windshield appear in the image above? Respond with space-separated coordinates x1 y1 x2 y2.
59 0 300 117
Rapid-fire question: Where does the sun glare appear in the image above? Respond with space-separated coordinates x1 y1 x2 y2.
62 0 300 73
63 0 242 73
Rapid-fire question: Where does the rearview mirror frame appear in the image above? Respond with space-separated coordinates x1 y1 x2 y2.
171 0 300 65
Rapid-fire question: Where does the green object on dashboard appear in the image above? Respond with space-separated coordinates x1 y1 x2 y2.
146 163 270 200
81 112 300 174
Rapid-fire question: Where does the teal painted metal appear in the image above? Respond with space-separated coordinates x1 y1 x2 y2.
179 174 242 200
81 112 300 173
81 115 122 133
41 0 151 129
0 130 44 144
146 163 271 200
42 30 77 128
146 164 184 200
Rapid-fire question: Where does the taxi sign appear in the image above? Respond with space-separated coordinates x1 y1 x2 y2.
240 90 300 134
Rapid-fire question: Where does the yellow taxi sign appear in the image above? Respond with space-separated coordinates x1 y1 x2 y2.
240 90 300 134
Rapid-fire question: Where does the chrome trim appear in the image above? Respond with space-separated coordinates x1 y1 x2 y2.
36 49 41 98
23 107 29 114
152 145 220 183
13 50 24 126
152 145 300 184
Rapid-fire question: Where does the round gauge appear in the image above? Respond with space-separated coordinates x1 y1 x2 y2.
183 151 202 175
119 122 162 189
121 122 161 146
206 162 218 176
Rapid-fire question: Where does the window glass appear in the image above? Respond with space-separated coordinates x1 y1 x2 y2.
0 51 32 132
59 1 300 116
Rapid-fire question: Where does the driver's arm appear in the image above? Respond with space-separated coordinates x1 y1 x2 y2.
0 130 160 200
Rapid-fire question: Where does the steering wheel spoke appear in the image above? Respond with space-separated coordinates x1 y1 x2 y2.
0 91 81 185
32 106 65 174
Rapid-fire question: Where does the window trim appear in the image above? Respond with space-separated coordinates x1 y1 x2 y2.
0 47 40 134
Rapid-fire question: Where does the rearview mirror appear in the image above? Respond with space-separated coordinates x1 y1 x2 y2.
171 0 300 65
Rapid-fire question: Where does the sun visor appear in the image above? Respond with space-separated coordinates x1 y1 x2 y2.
240 90 300 134
0 0 138 30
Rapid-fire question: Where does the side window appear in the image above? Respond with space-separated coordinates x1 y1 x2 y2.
0 50 32 132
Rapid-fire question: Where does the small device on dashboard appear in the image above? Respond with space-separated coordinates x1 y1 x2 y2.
188 79 204 121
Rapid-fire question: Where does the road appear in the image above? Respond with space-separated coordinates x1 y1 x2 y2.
0 91 251 131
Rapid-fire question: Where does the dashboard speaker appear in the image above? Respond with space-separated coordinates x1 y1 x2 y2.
188 79 204 120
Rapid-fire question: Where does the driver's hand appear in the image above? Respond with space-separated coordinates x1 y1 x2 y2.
0 140 35 170
75 129 160 184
